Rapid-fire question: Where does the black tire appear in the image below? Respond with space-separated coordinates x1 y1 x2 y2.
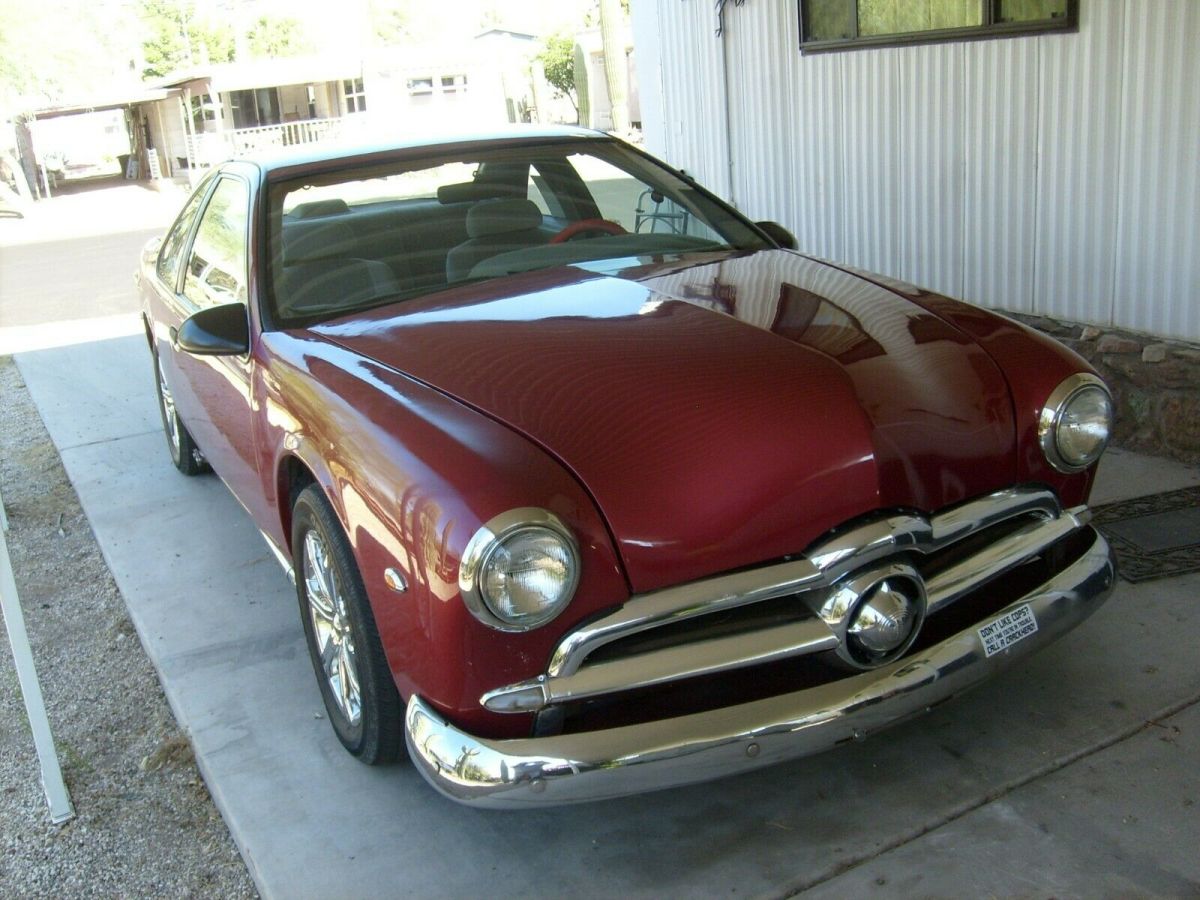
292 484 403 764
152 349 208 476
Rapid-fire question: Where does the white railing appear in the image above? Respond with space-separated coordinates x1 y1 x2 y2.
185 115 363 176
228 116 348 155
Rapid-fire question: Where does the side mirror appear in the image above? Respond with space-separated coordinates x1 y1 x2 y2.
176 303 249 356
756 221 797 250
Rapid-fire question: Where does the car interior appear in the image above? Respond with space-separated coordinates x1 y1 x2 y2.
268 142 766 324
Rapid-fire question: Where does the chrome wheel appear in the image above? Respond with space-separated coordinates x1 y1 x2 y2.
302 529 362 727
292 484 403 764
156 356 181 459
151 349 206 476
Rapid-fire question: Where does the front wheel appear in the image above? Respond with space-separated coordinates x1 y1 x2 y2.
292 484 403 764
152 349 208 476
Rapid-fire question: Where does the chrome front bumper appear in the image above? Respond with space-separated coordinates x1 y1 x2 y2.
405 530 1115 808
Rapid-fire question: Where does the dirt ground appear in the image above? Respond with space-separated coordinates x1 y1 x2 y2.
0 356 256 897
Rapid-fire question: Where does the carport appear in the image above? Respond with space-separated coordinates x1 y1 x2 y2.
13 87 185 200
3 180 1199 895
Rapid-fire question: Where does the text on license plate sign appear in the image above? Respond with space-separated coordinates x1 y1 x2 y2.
978 604 1039 657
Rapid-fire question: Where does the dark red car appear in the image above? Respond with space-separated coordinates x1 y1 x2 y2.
138 127 1115 807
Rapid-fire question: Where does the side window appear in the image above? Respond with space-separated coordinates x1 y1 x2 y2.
156 184 210 289
564 155 645 231
565 153 718 241
183 178 250 309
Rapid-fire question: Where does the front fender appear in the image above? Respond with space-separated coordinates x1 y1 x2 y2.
257 330 630 739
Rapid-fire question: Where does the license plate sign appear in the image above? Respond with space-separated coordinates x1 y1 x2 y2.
978 604 1038 657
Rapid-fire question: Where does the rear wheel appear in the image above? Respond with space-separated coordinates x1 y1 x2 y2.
152 350 208 476
292 484 403 764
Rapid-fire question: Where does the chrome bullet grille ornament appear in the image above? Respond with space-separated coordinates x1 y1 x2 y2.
813 562 927 669
847 579 919 657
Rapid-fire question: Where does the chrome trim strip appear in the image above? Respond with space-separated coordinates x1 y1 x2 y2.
484 618 838 712
408 529 1115 808
804 515 931 576
547 557 823 678
924 506 1084 615
259 529 295 585
929 487 1059 545
546 486 1063 682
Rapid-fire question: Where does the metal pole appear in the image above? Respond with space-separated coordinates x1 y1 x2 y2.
0 486 75 825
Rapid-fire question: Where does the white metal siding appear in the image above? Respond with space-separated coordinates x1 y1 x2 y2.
635 0 1200 341
1032 0 1124 327
786 50 846 262
1112 0 1200 339
723 0 800 222
655 0 730 197
963 38 1039 313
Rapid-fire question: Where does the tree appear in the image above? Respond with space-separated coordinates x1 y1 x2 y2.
370 0 441 46
537 33 578 119
140 0 234 79
247 15 312 59
1 0 141 110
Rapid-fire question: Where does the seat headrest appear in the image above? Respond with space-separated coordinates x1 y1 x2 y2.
437 181 523 205
465 198 544 239
282 220 357 263
289 199 351 219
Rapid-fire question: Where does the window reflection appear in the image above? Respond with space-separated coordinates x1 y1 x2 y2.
183 178 249 309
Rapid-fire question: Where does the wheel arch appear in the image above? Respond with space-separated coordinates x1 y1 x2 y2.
275 449 335 555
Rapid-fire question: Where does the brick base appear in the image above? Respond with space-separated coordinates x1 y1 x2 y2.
1009 313 1200 466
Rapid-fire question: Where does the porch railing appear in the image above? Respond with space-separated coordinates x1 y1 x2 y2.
228 116 348 154
185 115 366 175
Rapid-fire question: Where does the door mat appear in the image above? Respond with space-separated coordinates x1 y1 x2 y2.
1092 485 1200 583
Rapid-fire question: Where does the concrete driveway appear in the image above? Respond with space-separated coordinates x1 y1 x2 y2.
5 185 1200 898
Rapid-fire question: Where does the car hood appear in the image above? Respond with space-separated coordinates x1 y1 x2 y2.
313 250 1017 592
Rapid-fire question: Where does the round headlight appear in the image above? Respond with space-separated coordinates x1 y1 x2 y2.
459 509 580 631
1039 374 1113 473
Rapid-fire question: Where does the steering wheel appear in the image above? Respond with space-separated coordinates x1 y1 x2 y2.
549 218 627 244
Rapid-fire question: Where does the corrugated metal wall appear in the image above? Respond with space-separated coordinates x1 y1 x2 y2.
652 0 731 198
637 0 1200 341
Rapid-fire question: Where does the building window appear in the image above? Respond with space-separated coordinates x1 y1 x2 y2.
440 74 468 94
800 0 1077 52
407 77 434 95
229 88 281 129
343 78 367 113
190 92 220 131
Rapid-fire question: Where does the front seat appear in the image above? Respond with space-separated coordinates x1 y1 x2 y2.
445 198 546 283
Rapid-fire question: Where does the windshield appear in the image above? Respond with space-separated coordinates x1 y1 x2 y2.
267 139 770 326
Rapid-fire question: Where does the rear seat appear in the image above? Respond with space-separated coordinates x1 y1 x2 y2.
278 220 399 317
279 200 472 305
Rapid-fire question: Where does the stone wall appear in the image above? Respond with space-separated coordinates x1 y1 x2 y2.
1010 313 1200 466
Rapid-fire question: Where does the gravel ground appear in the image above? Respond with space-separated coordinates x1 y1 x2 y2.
0 356 257 897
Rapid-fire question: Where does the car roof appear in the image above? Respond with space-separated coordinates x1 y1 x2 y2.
228 125 613 178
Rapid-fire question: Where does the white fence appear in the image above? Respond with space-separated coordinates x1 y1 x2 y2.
185 115 363 173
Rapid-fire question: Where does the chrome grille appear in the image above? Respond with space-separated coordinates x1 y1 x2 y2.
481 486 1093 714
